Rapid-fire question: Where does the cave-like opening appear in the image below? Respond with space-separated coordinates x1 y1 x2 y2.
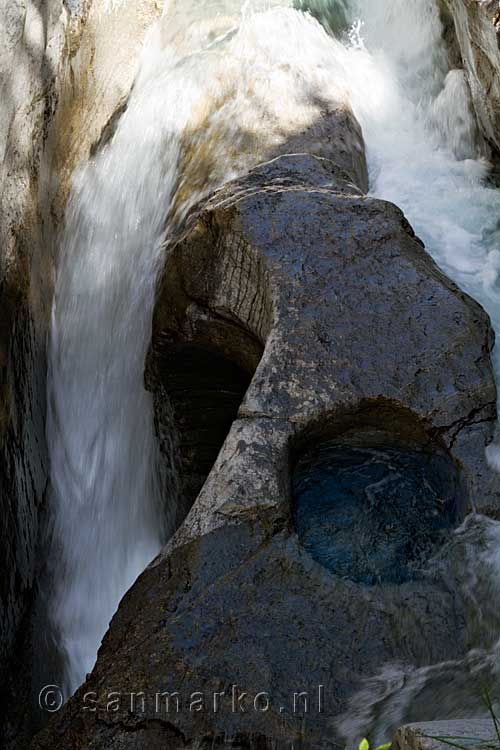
150 338 262 527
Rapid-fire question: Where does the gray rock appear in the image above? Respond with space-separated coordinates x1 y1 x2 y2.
31 138 500 748
394 719 498 750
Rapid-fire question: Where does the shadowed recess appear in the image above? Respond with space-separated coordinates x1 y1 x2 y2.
293 420 463 585
154 343 256 522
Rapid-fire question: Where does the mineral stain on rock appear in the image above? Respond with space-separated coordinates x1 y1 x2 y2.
294 440 460 585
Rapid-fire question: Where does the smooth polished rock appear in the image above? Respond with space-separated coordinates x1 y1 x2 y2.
31 143 500 748
394 719 497 750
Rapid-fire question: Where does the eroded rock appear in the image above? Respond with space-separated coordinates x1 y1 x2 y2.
0 0 68 735
31 138 500 747
0 1 164 745
48 0 163 219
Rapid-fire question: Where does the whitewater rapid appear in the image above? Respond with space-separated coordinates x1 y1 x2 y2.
333 0 500 741
47 0 500 724
344 0 500 390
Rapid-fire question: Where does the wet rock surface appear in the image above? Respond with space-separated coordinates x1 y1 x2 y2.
31 137 500 747
293 439 460 585
0 1 164 746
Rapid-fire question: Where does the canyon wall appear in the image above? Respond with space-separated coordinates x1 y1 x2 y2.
442 0 500 152
0 0 161 745
0 0 68 707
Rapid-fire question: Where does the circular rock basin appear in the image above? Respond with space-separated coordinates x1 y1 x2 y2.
293 440 460 585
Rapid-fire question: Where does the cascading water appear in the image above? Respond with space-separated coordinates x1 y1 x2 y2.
46 34 182 695
341 0 500 392
47 0 500 733
46 0 363 697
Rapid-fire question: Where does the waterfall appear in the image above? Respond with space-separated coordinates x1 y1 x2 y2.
47 0 500 720
46 27 182 696
46 0 364 697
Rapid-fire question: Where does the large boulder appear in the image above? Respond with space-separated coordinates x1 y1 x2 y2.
31 133 500 747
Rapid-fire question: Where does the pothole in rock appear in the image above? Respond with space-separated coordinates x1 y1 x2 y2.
293 433 462 585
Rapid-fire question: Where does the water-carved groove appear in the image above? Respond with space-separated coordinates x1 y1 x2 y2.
147 236 270 530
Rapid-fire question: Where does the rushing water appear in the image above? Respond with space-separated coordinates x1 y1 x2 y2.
332 0 500 741
337 513 500 745
46 0 365 697
48 0 500 724
46 41 180 695
343 0 500 390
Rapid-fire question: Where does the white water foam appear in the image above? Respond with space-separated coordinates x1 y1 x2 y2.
340 0 500 398
47 0 362 696
327 0 500 740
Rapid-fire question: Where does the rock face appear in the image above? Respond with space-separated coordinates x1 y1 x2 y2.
394 719 497 750
0 0 162 746
0 1 68 740
31 126 500 747
442 0 500 153
48 0 162 219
